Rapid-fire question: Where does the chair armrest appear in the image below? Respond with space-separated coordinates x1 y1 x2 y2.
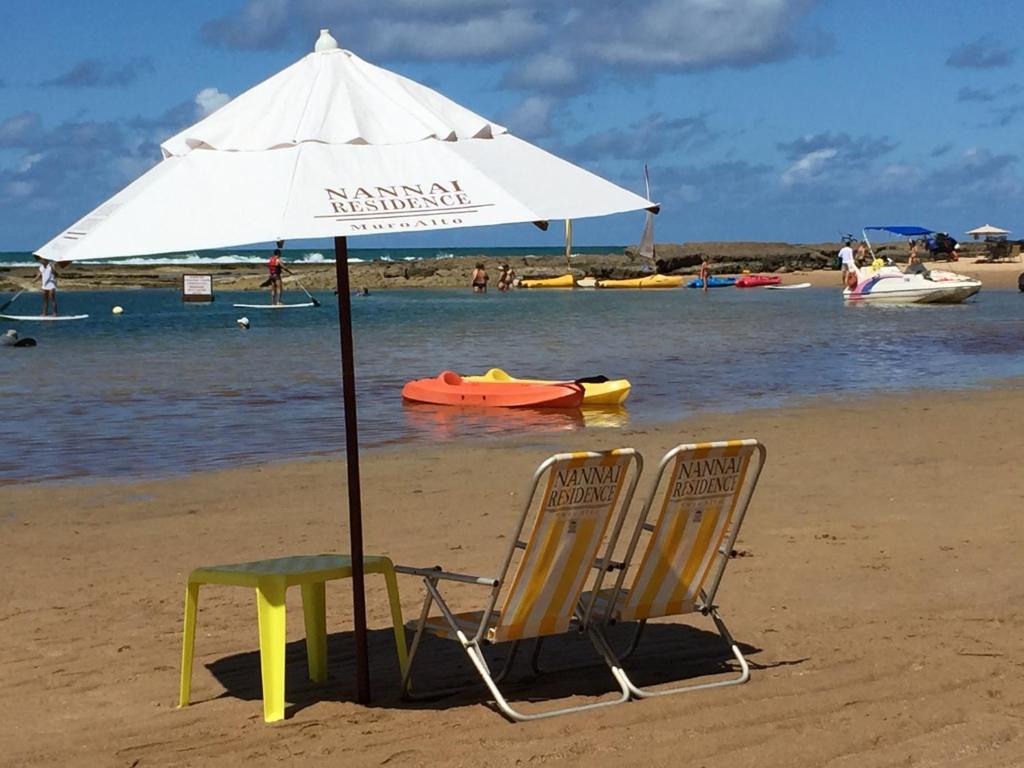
394 564 499 587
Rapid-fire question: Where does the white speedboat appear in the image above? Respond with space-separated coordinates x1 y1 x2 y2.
844 265 981 304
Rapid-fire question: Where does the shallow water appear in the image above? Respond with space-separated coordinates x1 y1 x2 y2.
1 286 1022 483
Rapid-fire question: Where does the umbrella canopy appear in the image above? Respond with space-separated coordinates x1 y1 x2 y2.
34 29 656 704
965 224 1010 239
37 31 653 262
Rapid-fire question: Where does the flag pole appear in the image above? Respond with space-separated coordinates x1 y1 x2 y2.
333 235 370 705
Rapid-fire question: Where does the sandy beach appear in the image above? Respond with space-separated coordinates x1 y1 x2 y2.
2 384 1023 767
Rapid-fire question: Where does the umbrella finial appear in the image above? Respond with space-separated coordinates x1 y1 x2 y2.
315 28 339 52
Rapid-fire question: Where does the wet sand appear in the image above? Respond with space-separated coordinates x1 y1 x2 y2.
2 384 1023 766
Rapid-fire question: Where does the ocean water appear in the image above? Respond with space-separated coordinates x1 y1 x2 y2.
1 286 1022 483
0 246 618 268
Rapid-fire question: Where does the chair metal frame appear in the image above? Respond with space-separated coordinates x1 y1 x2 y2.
396 448 642 721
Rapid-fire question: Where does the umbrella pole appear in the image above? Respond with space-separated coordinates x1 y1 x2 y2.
333 235 370 705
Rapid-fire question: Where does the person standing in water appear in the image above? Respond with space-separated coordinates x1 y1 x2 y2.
698 259 710 292
36 257 59 316
471 262 489 293
838 238 856 287
267 248 291 305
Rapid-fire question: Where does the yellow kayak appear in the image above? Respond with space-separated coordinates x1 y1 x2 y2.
519 273 576 288
595 274 683 289
464 368 631 405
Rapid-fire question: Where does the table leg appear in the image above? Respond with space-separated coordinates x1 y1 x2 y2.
256 578 288 722
178 581 201 707
301 581 328 683
380 566 409 680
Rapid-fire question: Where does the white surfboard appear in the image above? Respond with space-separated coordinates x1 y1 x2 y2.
766 282 812 290
232 302 316 309
0 313 89 321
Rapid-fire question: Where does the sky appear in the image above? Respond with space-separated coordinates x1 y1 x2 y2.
1 0 1022 250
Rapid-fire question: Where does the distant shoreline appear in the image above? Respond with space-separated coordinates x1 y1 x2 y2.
1 241 1019 291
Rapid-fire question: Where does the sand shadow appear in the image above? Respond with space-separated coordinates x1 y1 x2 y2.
203 620 788 720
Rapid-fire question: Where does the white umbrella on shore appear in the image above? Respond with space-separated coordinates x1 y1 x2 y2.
35 29 657 703
965 224 1010 240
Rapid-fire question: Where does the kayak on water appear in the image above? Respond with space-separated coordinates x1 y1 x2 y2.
518 274 576 288
596 274 684 289
686 276 737 288
463 367 631 405
735 274 782 288
402 370 584 408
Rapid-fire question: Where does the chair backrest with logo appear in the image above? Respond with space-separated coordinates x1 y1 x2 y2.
601 440 765 623
489 449 641 642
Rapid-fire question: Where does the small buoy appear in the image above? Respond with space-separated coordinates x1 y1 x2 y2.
112 305 124 314
237 317 250 329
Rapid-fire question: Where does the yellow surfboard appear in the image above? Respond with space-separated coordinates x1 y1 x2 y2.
464 368 631 405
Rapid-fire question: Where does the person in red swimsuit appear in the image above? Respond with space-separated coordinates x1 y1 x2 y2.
267 248 288 305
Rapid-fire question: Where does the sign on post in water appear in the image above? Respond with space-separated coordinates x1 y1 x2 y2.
182 274 213 303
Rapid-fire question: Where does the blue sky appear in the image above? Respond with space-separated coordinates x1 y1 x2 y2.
1 0 1022 250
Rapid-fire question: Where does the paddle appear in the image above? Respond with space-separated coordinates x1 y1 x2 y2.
286 270 322 307
0 290 25 313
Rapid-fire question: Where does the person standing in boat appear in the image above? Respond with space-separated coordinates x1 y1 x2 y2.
698 259 711 292
471 262 489 293
907 239 920 267
855 240 868 267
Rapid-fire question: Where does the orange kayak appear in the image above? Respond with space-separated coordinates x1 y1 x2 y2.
402 371 584 408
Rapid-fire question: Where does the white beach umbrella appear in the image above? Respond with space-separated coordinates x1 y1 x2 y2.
965 224 1010 239
35 29 657 703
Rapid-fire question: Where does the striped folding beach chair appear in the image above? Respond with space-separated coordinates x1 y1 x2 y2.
395 448 642 721
583 439 766 698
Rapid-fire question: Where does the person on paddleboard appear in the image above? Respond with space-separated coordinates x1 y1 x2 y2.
267 248 291 305
35 256 59 316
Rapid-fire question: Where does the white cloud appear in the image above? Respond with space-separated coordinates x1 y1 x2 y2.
499 95 556 139
503 53 580 92
195 87 231 116
780 147 836 186
367 8 543 59
578 0 812 69
202 0 814 74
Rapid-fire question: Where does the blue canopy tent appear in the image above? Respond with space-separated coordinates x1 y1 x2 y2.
862 226 937 262
864 226 934 237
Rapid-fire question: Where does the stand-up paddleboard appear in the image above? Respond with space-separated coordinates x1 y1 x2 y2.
232 302 317 309
765 282 812 290
0 314 89 321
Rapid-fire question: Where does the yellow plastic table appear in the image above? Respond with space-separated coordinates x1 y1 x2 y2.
178 554 407 722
